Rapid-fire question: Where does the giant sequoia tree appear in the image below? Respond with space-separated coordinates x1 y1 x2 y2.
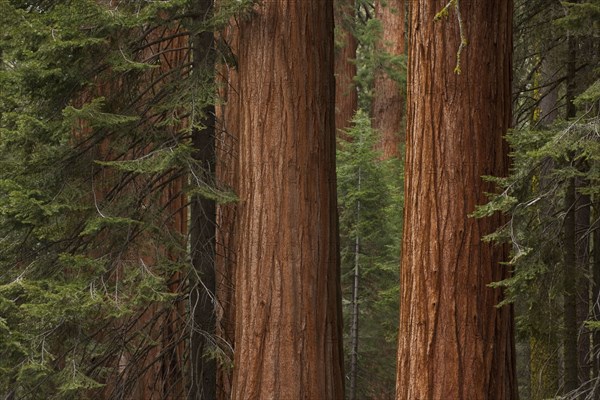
230 1 345 398
396 1 517 398
334 0 358 136
372 0 405 160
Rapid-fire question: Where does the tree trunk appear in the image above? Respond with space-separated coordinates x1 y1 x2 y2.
593 201 600 380
189 1 217 398
576 182 591 385
350 168 361 400
396 1 517 399
231 1 345 399
529 57 560 400
372 0 405 160
334 0 358 137
564 178 579 394
563 31 579 396
214 18 240 400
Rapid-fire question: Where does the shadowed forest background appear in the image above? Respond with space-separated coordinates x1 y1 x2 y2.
0 0 599 399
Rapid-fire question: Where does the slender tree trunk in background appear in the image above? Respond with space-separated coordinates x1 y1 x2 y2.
231 1 345 399
594 204 600 380
372 0 405 160
397 1 517 399
576 180 591 385
190 1 217 398
350 169 361 400
563 31 579 396
530 58 559 400
334 0 358 138
571 26 593 377
214 19 240 400
564 178 579 394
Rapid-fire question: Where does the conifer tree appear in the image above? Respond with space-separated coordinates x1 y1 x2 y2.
476 0 600 397
0 1 248 397
337 110 401 399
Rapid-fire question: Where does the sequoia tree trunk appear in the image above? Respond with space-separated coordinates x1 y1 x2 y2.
372 0 405 160
397 1 517 399
231 1 345 399
334 0 358 137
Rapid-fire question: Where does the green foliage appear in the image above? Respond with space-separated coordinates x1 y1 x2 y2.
62 97 139 128
337 110 403 399
353 8 406 109
574 78 600 108
556 0 600 33
477 1 600 393
0 0 251 396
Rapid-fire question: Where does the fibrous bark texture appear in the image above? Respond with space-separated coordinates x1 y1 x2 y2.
397 1 517 399
372 0 405 160
231 1 345 399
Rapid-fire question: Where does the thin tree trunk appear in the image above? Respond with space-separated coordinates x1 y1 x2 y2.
372 0 405 160
563 31 580 396
593 202 600 380
350 168 361 400
564 178 579 394
231 1 345 399
214 18 240 400
189 1 217 398
576 183 591 385
396 1 517 398
530 57 560 400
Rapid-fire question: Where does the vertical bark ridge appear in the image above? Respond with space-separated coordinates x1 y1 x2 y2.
397 1 516 398
372 0 406 160
334 0 358 139
232 1 345 399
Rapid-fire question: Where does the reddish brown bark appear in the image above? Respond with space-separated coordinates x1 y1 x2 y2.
231 1 345 398
396 1 517 399
372 0 405 160
334 0 358 138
